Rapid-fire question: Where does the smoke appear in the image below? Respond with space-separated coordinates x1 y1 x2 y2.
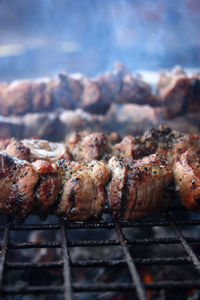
0 0 200 81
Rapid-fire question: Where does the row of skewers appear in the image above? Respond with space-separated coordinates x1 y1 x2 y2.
0 126 199 221
0 63 200 118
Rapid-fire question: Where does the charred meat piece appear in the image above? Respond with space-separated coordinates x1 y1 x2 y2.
55 160 110 221
112 127 167 160
0 152 39 221
173 148 200 211
67 132 112 161
32 160 62 219
120 126 198 163
141 127 200 166
107 154 173 220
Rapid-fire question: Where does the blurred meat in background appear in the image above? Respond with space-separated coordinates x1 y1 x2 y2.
0 0 200 140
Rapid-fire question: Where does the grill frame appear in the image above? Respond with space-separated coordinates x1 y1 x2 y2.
0 207 200 300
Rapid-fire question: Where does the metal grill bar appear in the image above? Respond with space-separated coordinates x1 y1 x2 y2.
60 219 74 300
4 256 195 270
2 280 200 296
1 207 200 298
164 212 200 273
0 218 10 293
114 219 147 300
4 235 200 249
0 218 199 232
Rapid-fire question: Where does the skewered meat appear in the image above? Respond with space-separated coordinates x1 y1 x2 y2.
48 74 82 109
32 160 62 219
67 132 112 161
0 152 39 221
0 63 156 117
80 77 109 114
173 148 200 211
107 154 173 219
113 63 158 106
3 139 31 161
0 127 199 220
55 160 110 221
113 135 137 159
157 66 200 118
113 126 198 163
1 103 200 143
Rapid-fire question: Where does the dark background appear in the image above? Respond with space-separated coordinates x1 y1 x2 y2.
0 0 200 81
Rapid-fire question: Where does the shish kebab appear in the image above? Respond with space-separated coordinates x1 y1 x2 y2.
0 126 199 222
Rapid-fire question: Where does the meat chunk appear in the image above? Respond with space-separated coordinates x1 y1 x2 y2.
0 81 32 115
113 136 137 159
48 74 82 109
29 82 53 112
67 132 111 161
32 160 62 219
113 62 158 106
3 139 31 161
107 154 173 219
81 77 110 114
55 160 110 221
173 148 200 211
157 66 200 118
122 126 198 163
0 152 39 221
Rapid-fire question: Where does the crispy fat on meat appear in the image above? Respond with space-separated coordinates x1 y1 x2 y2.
173 148 200 211
32 160 62 219
22 139 71 162
55 160 110 221
0 152 39 221
107 154 173 219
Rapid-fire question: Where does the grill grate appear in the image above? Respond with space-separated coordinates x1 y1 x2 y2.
0 206 200 299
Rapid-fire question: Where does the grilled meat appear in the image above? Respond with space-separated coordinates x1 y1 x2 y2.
0 152 39 221
67 132 112 161
114 126 199 163
0 63 156 117
32 160 62 219
0 127 199 220
3 139 31 161
157 66 200 118
107 154 173 219
173 148 200 211
55 160 110 221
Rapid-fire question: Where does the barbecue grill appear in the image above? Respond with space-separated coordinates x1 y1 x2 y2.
0 203 200 300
